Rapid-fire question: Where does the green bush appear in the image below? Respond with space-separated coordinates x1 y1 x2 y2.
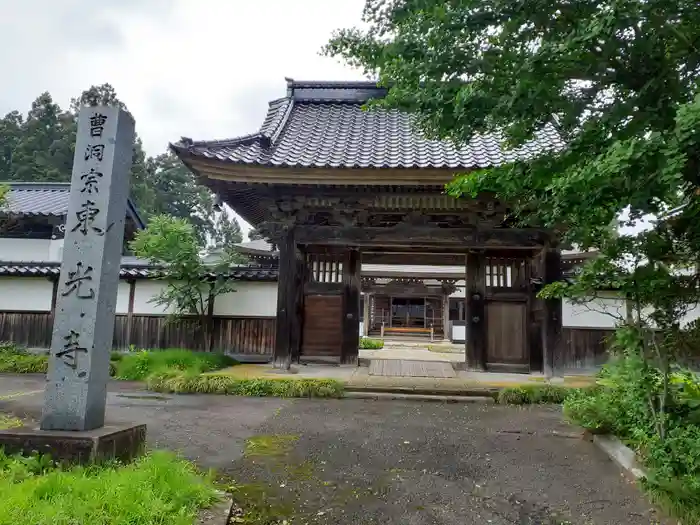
147 371 345 398
0 450 217 525
112 349 236 380
496 384 573 405
563 355 700 523
0 344 48 374
359 338 384 349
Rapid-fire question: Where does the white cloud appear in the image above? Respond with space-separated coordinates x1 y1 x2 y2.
0 0 366 154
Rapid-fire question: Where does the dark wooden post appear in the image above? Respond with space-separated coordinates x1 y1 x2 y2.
273 228 300 369
290 250 306 363
341 248 361 364
542 245 562 377
465 251 487 370
125 279 136 349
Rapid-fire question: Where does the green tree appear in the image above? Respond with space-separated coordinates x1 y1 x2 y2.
146 152 221 244
130 215 245 352
0 111 23 180
327 0 700 438
247 227 265 241
211 208 243 256
8 93 74 182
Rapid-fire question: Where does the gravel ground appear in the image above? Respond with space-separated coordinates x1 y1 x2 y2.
0 374 669 524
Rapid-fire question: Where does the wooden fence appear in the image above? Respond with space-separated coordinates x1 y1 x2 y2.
0 312 275 356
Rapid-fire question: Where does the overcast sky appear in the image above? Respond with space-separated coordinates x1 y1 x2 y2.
0 0 367 155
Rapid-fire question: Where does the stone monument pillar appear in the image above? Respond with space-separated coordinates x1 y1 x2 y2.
41 107 135 431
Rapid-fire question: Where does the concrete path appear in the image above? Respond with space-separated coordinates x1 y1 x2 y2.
368 359 457 378
0 373 669 524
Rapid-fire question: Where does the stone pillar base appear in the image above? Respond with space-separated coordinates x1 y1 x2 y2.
0 423 146 465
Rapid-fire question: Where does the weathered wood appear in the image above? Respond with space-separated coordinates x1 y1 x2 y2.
0 311 277 355
125 280 136 347
341 248 361 364
465 252 487 370
273 228 298 369
557 327 613 371
295 225 547 248
486 300 529 371
302 295 342 357
362 292 371 336
542 246 563 377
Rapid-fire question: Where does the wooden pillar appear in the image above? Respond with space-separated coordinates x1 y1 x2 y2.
125 279 136 348
341 248 361 364
273 228 300 369
50 277 59 318
442 293 450 341
291 252 306 363
542 245 562 377
362 292 371 336
465 251 487 370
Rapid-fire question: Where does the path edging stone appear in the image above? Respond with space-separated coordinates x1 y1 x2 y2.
344 391 494 403
586 432 647 480
196 490 233 525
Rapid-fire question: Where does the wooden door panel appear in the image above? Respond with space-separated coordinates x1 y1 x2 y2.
486 301 528 367
302 295 342 357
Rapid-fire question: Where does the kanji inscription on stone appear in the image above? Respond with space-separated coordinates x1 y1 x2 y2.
41 106 135 432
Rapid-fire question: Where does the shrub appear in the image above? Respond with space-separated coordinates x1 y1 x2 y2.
0 450 217 525
359 338 384 349
563 355 700 522
147 372 345 398
496 384 573 405
0 345 48 374
113 349 236 380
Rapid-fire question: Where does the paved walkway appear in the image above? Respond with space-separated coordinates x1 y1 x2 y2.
369 359 456 378
212 363 595 391
0 373 668 524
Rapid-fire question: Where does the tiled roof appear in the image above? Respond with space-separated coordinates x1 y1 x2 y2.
0 261 278 281
2 182 145 228
172 79 564 169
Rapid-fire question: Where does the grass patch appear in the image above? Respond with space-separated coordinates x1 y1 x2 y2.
0 414 23 430
147 372 345 398
0 450 218 525
359 338 384 349
496 384 576 405
244 434 299 458
112 348 236 380
0 343 48 374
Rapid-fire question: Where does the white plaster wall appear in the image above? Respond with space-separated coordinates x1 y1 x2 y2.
213 282 277 317
0 277 53 311
562 297 626 329
132 280 172 315
116 281 131 314
0 239 51 262
48 239 64 261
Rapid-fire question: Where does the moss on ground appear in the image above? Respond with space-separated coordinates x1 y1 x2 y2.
244 434 300 458
0 414 23 430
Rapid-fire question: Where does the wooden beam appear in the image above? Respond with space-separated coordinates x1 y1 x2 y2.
465 252 487 370
542 246 563 377
295 225 547 248
273 228 299 369
341 248 361 364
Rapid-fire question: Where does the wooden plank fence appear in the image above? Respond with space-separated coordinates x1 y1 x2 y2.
0 311 275 356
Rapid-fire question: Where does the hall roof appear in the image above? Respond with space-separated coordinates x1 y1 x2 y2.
171 79 563 170
2 182 145 228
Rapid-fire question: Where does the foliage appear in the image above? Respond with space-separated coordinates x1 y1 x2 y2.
564 354 700 522
147 372 345 398
0 414 23 430
113 348 236 381
0 450 218 525
0 83 241 249
496 384 573 405
0 344 48 374
247 227 266 241
359 337 384 349
130 215 247 351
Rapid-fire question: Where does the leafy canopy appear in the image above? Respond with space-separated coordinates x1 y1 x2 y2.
326 0 700 250
130 215 246 322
